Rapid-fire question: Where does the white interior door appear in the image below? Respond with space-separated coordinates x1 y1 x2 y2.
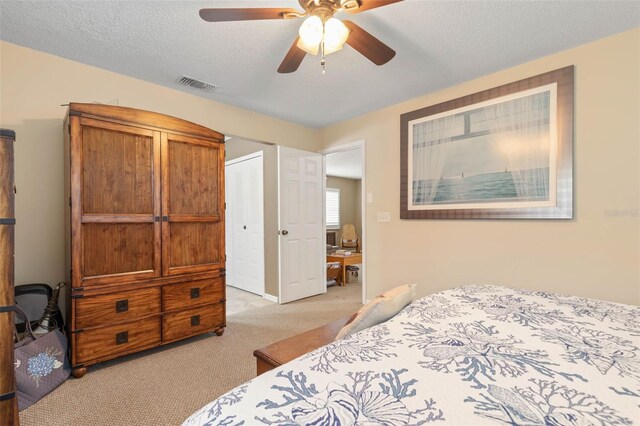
278 146 325 304
225 153 264 296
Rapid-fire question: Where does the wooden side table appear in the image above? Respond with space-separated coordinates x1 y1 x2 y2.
253 317 350 376
326 253 362 286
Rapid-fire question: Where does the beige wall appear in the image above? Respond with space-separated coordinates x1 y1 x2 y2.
225 139 279 297
320 29 640 305
226 138 270 161
326 176 362 244
2 29 639 308
0 42 319 308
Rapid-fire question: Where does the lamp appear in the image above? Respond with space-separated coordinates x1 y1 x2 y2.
297 15 349 56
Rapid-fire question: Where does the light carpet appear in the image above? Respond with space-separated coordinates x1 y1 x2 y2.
19 283 362 425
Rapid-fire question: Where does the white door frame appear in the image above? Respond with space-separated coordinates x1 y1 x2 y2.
225 151 265 296
320 140 367 305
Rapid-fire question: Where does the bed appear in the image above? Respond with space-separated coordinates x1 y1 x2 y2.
184 285 640 425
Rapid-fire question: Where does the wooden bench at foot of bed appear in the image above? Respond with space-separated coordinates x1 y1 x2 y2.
253 317 350 376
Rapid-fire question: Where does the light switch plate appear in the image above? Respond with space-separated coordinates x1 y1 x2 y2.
367 192 373 203
377 212 391 222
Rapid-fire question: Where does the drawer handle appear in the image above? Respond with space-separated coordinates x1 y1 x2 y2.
191 315 200 326
190 288 200 299
115 299 129 313
116 331 128 345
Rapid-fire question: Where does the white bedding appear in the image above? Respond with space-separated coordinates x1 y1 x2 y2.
185 285 640 425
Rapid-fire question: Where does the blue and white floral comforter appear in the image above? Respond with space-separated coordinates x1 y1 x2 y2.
184 285 640 425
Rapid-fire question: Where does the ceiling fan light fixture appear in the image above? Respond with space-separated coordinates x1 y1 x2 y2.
298 15 323 55
322 17 349 54
199 0 401 74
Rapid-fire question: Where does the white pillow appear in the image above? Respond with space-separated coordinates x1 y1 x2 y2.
335 283 417 340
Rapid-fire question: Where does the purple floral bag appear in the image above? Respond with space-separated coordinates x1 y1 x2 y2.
14 306 70 410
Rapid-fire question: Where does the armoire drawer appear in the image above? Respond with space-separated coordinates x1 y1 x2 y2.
162 278 224 312
75 287 161 329
162 303 225 342
75 317 161 364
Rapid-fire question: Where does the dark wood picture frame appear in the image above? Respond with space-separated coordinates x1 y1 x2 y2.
400 66 574 219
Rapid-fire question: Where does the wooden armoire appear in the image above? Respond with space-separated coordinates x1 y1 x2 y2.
64 104 226 377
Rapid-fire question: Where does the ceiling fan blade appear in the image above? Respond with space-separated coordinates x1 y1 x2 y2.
343 20 396 66
199 8 298 22
343 0 403 14
278 37 306 73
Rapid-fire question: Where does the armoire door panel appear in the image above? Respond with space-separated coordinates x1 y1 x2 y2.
165 222 224 272
80 119 156 215
166 136 220 216
82 223 157 280
75 118 162 285
162 133 225 276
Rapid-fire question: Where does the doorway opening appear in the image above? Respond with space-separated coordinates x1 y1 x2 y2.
224 137 276 315
322 141 366 305
224 136 365 316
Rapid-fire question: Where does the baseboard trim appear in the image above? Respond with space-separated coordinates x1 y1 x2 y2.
263 293 278 303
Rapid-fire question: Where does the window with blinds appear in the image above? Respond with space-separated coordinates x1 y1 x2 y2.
325 188 340 229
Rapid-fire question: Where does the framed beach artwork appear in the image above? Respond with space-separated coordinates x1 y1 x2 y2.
400 66 574 219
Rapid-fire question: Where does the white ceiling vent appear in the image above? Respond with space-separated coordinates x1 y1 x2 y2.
177 75 216 93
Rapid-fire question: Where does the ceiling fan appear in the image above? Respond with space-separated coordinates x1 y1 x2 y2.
199 0 403 74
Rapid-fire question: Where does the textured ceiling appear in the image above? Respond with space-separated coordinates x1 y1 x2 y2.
1 1 638 128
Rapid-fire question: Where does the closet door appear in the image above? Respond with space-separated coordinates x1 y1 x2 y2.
72 117 162 287
225 154 265 295
161 133 225 276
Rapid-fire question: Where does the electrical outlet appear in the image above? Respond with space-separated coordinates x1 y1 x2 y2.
377 212 390 222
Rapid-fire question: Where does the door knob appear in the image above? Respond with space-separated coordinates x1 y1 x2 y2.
281 230 289 235
243 225 246 230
